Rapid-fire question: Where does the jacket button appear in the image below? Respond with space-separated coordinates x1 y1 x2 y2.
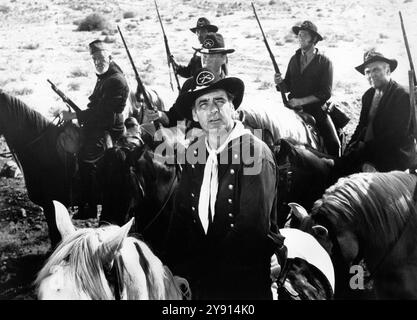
228 199 233 204
234 154 238 159
230 223 235 228
191 164 195 169
191 206 195 211
228 184 233 190
193 150 198 155
228 213 233 218
191 193 195 198
193 219 196 224
230 169 235 175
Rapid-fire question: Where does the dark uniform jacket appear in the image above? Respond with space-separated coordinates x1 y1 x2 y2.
164 132 284 300
176 52 202 79
280 48 333 122
78 61 129 136
342 79 417 172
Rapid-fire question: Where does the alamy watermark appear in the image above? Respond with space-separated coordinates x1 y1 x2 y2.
151 124 266 175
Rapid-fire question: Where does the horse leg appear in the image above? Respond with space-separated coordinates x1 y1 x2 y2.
41 201 62 249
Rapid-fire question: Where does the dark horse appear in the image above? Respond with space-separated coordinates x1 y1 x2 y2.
291 171 417 299
98 142 181 257
0 90 77 247
273 138 336 227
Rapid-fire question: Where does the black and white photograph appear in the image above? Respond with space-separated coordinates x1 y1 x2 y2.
0 0 417 304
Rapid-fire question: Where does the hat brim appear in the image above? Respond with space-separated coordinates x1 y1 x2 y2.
176 77 244 121
193 47 235 54
292 26 323 41
190 25 218 33
355 57 398 74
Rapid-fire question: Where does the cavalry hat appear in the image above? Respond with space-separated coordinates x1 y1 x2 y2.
292 20 323 41
190 17 218 33
89 39 107 55
175 68 244 121
193 33 235 55
355 50 398 74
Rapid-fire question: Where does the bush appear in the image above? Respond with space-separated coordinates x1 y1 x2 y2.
68 82 80 91
21 43 40 50
0 5 10 14
69 68 88 78
77 13 111 32
123 11 137 19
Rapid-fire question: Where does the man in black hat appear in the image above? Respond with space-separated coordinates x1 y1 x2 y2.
274 20 340 157
63 39 129 219
332 50 417 175
171 17 218 79
163 68 285 300
145 33 234 129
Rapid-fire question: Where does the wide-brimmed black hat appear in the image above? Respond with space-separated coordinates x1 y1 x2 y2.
89 39 107 55
292 20 323 41
355 50 398 74
193 33 235 55
176 68 244 121
190 17 218 33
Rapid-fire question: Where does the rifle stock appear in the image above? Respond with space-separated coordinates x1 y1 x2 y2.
154 0 181 92
47 79 81 113
251 2 288 107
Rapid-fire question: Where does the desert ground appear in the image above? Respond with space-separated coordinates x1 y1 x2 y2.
0 0 416 299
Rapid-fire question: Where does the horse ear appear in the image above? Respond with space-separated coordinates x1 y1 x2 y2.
99 218 134 268
53 200 76 240
312 225 329 239
288 202 309 220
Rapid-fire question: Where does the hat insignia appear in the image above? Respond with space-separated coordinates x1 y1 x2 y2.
196 70 215 86
203 39 214 49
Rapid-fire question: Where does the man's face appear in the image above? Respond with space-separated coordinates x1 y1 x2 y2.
192 89 234 134
298 30 315 50
364 61 390 89
201 53 226 73
196 28 209 44
91 51 110 75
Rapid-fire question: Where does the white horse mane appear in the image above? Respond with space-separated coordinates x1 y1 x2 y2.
35 224 187 300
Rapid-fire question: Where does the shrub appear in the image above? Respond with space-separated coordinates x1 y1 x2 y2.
123 11 137 19
21 43 40 50
0 5 10 14
77 13 110 32
69 68 88 78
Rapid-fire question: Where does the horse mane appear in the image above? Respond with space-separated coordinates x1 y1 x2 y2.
311 171 417 250
35 226 186 300
0 91 53 146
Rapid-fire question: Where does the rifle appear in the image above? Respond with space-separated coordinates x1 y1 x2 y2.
399 11 416 84
154 0 181 92
47 79 81 113
117 25 153 112
251 2 288 107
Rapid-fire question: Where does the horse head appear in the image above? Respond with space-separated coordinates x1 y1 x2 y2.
36 200 187 300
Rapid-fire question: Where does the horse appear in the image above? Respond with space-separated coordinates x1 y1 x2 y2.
289 171 417 299
0 90 78 247
273 138 336 227
97 142 181 258
35 200 189 300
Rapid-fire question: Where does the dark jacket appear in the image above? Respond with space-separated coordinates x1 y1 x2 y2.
164 132 284 300
281 48 333 120
342 80 416 172
78 61 129 135
177 52 202 79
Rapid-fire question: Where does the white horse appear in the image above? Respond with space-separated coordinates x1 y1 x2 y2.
35 201 190 300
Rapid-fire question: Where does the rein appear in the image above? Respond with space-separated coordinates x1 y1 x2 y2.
140 163 180 234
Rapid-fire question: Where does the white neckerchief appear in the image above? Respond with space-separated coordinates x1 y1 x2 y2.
198 121 251 234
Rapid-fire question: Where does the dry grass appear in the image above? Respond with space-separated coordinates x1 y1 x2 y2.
123 11 137 19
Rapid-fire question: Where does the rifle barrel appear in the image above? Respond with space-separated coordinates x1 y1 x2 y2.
251 2 288 106
399 11 417 84
117 25 153 111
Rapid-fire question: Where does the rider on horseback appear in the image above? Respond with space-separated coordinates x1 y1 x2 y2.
63 40 129 219
274 21 341 157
